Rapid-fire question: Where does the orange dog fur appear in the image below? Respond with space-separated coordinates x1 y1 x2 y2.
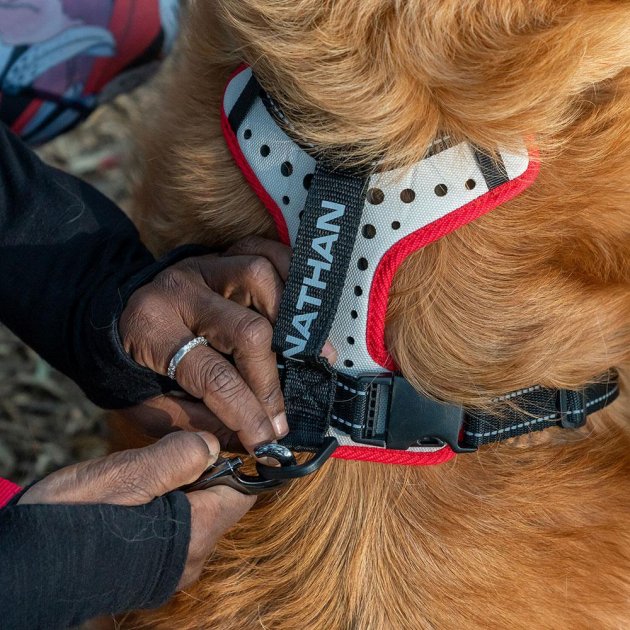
120 1 630 627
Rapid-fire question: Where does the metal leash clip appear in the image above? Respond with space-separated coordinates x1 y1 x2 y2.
180 438 339 496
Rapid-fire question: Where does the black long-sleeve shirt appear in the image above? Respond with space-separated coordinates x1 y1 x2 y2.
0 123 198 627
0 121 177 409
1 489 191 629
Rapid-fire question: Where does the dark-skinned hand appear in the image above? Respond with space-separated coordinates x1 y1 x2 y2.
118 236 337 454
18 432 254 590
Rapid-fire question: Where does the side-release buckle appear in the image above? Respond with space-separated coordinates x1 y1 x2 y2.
355 375 476 453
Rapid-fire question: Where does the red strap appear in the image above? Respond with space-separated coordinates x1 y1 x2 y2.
333 445 456 466
0 478 22 509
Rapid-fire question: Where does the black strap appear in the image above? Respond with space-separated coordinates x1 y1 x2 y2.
272 164 367 358
462 376 619 448
272 165 368 449
281 368 619 453
228 73 261 133
472 147 509 189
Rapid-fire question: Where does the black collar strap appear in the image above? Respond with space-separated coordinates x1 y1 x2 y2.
276 366 619 454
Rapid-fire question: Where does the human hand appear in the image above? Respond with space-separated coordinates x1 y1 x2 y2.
18 431 255 589
118 236 336 454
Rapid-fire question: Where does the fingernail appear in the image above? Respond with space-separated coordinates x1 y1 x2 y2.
320 341 338 363
271 412 289 438
195 432 220 466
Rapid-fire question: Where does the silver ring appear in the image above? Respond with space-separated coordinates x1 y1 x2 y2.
167 337 209 380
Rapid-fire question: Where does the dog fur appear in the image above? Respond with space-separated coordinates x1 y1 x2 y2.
121 1 630 627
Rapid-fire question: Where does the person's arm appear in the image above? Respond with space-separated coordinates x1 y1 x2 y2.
0 121 183 408
0 432 254 630
0 122 294 450
0 492 190 628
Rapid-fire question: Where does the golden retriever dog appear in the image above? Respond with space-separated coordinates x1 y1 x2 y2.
119 1 630 628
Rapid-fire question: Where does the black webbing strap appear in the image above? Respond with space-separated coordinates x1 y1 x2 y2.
272 165 368 449
284 369 620 453
472 147 509 189
228 73 261 133
462 376 619 448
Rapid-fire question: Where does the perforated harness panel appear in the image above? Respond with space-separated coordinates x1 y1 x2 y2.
223 66 533 376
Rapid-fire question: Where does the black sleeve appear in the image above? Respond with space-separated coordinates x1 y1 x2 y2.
0 122 205 408
0 491 191 630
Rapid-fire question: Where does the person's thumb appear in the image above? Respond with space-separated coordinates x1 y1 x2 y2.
179 485 256 589
18 431 220 507
91 431 220 504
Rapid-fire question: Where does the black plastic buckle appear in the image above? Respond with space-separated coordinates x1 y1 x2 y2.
355 375 476 453
558 389 588 429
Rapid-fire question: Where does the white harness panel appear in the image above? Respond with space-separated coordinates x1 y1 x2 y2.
224 67 530 376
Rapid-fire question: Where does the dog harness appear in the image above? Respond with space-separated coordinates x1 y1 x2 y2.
221 65 619 467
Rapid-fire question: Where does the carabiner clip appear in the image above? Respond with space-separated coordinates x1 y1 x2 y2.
179 438 339 496
179 456 287 495
255 437 339 481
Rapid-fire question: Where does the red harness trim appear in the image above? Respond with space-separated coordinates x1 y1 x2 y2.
0 478 22 509
333 444 456 465
221 65 291 245
367 151 541 369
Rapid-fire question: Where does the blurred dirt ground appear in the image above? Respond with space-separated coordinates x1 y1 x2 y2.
0 88 156 486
